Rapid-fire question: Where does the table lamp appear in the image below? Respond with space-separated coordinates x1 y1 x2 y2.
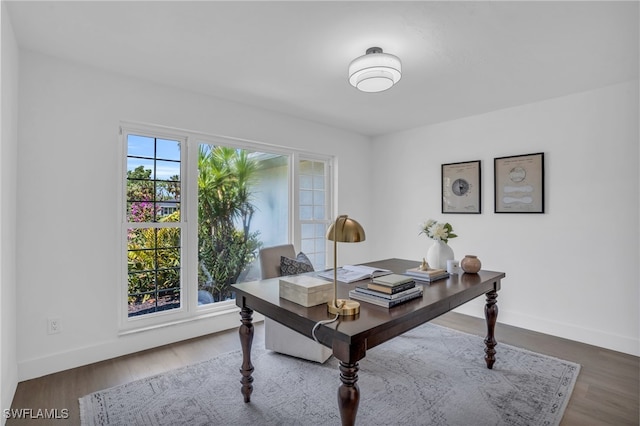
326 215 366 316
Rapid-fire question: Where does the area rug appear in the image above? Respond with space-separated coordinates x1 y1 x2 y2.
79 323 580 426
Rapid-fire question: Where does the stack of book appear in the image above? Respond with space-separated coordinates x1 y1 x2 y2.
404 267 450 283
348 274 423 308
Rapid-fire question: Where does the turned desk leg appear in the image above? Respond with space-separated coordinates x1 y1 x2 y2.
239 307 254 403
337 361 360 426
484 290 498 369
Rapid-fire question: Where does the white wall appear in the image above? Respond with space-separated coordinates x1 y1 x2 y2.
16 51 372 380
12 42 639 385
1 2 19 420
371 80 639 356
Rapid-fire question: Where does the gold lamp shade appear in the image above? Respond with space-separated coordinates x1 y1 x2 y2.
326 215 366 243
326 215 366 316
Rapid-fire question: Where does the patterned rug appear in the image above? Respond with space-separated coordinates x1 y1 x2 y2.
79 323 580 426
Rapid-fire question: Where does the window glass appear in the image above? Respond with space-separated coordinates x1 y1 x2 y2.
196 144 289 306
126 134 182 317
298 159 330 269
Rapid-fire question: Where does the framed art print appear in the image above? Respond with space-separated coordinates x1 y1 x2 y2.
441 160 481 214
494 152 544 213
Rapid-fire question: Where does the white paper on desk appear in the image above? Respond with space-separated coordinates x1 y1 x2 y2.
317 265 392 283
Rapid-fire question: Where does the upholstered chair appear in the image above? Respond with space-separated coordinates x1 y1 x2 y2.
259 244 332 363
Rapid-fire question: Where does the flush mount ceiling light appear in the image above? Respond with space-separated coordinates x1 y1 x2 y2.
348 47 402 93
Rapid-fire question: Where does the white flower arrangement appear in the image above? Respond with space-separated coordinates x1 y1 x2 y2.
420 219 458 244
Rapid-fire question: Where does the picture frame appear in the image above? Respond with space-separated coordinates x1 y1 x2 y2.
441 160 481 214
494 152 545 213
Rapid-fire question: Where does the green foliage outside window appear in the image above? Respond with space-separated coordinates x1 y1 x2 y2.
198 145 261 302
127 163 182 309
127 216 181 305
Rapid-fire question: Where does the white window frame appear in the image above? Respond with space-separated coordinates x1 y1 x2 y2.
118 122 334 333
119 123 192 332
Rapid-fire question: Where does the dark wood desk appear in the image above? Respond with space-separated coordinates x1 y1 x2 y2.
233 258 505 426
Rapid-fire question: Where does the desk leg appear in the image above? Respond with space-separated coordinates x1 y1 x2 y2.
239 307 254 403
337 361 360 426
484 290 498 369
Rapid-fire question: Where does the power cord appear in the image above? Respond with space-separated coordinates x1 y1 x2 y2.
311 313 340 343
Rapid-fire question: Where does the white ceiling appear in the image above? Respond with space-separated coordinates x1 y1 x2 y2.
5 1 639 137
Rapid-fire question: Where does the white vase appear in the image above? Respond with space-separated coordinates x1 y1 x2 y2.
426 240 454 270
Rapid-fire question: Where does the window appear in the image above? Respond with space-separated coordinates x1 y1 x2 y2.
196 144 290 306
120 124 332 329
298 159 331 270
125 134 183 318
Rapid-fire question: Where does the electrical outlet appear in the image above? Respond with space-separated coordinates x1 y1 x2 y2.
47 318 61 334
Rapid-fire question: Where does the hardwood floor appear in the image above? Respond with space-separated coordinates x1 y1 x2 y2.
7 312 639 425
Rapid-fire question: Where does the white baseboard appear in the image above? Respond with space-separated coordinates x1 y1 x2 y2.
18 302 638 382
18 310 265 382
454 304 639 356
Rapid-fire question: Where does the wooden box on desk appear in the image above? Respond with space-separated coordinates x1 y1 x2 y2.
279 275 333 307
